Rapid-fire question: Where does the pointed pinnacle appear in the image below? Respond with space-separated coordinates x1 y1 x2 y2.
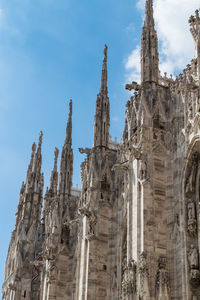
103 44 108 63
65 100 72 145
100 44 108 95
69 99 72 117
145 0 154 27
54 147 59 170
38 131 43 148
32 142 36 152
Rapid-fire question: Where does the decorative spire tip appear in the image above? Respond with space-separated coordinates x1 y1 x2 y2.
39 131 43 145
104 44 108 62
69 99 72 117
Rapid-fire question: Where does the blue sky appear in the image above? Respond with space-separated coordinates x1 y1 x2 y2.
0 0 198 295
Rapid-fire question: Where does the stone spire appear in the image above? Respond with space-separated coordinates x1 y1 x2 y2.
49 147 59 196
42 147 59 223
145 0 154 27
189 9 200 78
141 0 159 83
100 44 108 96
123 118 128 143
93 45 110 147
65 99 72 146
59 101 73 197
21 132 44 226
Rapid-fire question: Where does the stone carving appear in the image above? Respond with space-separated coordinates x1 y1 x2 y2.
139 160 147 181
185 153 199 195
188 245 199 270
87 210 97 240
138 252 150 299
156 257 170 300
190 269 200 287
125 81 141 91
188 245 200 287
187 201 197 236
79 148 91 155
121 259 137 299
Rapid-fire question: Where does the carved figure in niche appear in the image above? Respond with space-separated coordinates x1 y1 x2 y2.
87 210 97 239
156 257 169 300
188 245 199 270
139 252 148 273
185 155 198 195
190 269 200 287
121 259 136 298
138 252 150 300
187 201 197 236
128 259 137 294
139 160 147 181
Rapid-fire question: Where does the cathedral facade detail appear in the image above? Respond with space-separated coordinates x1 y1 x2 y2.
2 1 200 299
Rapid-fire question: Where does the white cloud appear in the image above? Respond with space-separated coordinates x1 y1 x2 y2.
124 45 141 83
136 0 145 11
125 0 200 81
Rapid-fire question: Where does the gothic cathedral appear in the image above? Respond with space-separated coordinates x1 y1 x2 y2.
2 0 200 299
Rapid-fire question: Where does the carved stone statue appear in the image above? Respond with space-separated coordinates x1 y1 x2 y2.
188 245 199 270
139 160 147 181
187 201 197 236
156 257 170 300
190 269 200 287
87 211 97 239
185 156 198 195
138 252 150 299
121 258 136 298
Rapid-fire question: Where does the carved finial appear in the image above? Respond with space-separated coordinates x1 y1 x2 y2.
38 131 43 148
54 147 59 169
32 142 36 152
195 9 199 20
39 131 43 142
104 44 108 63
65 100 72 145
69 99 72 117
